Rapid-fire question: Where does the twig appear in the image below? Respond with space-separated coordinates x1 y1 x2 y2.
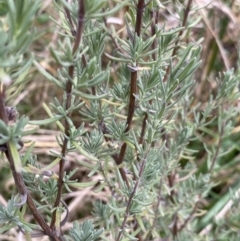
172 213 178 237
167 172 176 204
150 8 159 60
50 0 85 230
144 176 163 241
99 120 129 187
163 0 193 82
115 152 147 241
139 113 148 150
64 0 76 36
116 1 146 240
139 7 159 147
116 0 145 183
135 7 160 240
60 199 69 227
178 199 200 232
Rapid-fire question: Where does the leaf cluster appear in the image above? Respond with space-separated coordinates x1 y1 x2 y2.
0 0 240 241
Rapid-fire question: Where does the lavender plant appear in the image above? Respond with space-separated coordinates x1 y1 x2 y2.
0 0 240 241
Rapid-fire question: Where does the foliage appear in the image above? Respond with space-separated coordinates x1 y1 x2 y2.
0 0 240 241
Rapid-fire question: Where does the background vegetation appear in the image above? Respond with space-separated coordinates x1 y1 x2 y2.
0 0 240 240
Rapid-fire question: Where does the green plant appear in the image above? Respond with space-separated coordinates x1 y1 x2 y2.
0 0 240 241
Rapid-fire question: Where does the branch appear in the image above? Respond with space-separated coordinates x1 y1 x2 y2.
178 199 200 232
0 91 64 240
64 0 76 37
116 153 147 241
139 8 159 147
144 176 163 241
100 122 129 187
50 0 85 229
116 0 145 184
115 1 146 240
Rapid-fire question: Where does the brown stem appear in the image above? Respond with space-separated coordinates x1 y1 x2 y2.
50 0 85 230
172 213 178 237
106 0 146 189
116 155 146 241
116 0 145 180
163 0 193 82
150 8 158 60
167 172 176 204
0 92 64 240
6 150 54 236
165 176 182 236
139 113 148 147
138 7 159 147
177 200 200 232
144 176 163 241
64 0 76 36
115 1 146 240
0 89 8 123
101 124 129 187
135 0 145 37
116 69 137 170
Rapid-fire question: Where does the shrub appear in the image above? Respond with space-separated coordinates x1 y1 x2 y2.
0 0 239 240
